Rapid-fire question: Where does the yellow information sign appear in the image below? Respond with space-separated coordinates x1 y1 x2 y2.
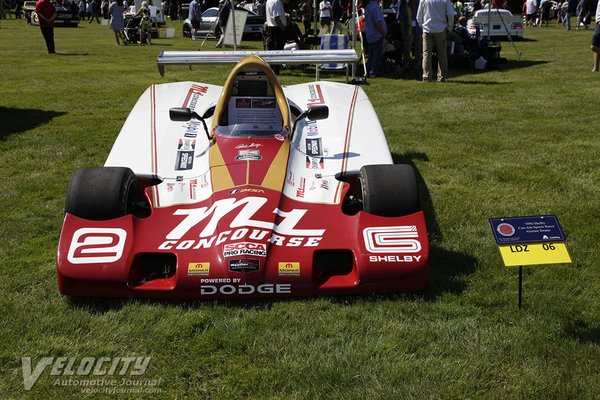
498 242 572 267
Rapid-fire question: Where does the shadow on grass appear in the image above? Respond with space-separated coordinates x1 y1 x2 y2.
55 52 90 56
563 320 600 345
0 106 66 140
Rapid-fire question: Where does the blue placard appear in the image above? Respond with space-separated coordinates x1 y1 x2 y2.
489 215 566 245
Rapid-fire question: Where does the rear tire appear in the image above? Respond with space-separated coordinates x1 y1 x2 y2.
358 164 420 217
65 167 138 220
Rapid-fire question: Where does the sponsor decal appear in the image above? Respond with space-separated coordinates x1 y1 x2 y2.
229 188 265 194
178 139 196 151
306 156 324 169
175 151 194 170
188 262 210 276
158 196 324 250
306 138 322 157
184 84 208 112
286 170 296 187
166 183 175 192
496 223 516 237
183 119 202 139
200 172 209 188
320 179 329 190
307 84 325 107
235 149 262 161
369 255 422 263
296 177 306 198
305 120 320 137
235 143 263 149
190 179 198 200
223 242 267 257
363 226 422 254
67 228 127 264
200 281 292 295
278 262 300 276
229 258 260 273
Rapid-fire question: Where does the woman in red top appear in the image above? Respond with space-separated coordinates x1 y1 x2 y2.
35 0 57 53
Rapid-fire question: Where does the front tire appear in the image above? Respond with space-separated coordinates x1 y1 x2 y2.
65 167 138 220
358 164 420 217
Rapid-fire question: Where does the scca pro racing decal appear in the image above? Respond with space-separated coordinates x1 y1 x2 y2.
67 228 127 264
229 258 260 273
223 242 267 257
363 226 423 263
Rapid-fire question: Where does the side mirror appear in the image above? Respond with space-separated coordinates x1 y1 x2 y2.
169 107 194 122
169 107 211 141
306 105 329 121
290 105 329 139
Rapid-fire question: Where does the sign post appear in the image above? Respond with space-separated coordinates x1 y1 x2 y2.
489 215 572 309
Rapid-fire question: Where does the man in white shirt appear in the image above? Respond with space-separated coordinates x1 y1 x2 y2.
319 0 331 34
416 0 454 82
265 0 287 73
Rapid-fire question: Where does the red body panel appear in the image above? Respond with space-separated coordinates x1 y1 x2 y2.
58 136 429 299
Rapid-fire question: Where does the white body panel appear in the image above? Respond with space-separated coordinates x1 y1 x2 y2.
105 80 392 207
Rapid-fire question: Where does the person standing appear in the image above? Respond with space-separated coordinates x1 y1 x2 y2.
564 0 577 30
35 0 56 53
591 0 600 71
135 1 152 44
188 0 202 40
319 0 331 34
215 0 230 47
265 0 287 73
299 0 312 34
109 0 125 45
363 0 387 77
331 0 343 34
417 0 453 82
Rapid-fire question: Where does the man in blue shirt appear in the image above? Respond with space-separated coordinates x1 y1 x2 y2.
417 0 454 81
188 0 203 40
364 0 387 78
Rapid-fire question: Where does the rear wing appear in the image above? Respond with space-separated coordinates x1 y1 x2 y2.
156 49 359 80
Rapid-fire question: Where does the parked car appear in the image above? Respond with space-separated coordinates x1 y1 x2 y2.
183 6 264 40
30 0 79 27
23 0 37 24
467 9 523 40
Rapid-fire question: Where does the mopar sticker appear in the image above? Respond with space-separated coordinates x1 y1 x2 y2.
306 138 322 156
278 262 300 276
188 262 210 276
229 258 260 273
175 151 194 170
235 149 262 161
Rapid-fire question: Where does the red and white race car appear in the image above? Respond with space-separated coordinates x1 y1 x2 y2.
57 51 429 299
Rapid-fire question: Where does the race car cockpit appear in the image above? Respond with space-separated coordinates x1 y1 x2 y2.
211 55 290 138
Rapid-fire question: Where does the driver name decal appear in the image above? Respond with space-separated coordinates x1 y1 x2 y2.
158 196 325 250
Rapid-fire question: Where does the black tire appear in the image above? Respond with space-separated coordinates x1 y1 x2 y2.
358 164 420 217
65 167 138 220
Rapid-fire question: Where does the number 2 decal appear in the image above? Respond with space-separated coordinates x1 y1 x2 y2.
67 228 127 264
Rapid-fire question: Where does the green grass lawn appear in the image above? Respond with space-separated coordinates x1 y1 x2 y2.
1 18 600 399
